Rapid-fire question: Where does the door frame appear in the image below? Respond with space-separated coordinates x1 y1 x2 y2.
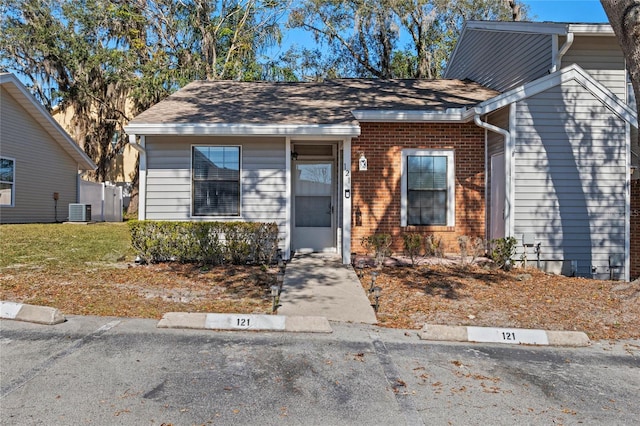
290 142 338 253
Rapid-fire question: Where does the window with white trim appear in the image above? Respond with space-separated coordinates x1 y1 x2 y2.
192 146 240 216
0 157 15 207
401 149 455 227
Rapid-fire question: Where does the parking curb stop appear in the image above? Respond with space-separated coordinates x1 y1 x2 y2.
157 312 333 333
418 324 590 347
0 301 65 325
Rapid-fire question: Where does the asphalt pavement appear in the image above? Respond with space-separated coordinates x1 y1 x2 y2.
1 316 639 425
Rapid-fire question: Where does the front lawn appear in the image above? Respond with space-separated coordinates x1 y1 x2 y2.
1 223 638 340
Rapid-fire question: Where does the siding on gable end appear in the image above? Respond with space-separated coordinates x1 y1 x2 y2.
561 36 627 101
513 81 628 278
445 29 552 92
144 136 288 245
0 86 78 223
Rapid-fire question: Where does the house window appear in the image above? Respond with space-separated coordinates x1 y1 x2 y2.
400 149 455 227
0 157 15 207
192 146 240 216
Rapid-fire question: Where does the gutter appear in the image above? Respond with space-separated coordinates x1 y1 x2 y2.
551 31 574 73
473 112 513 238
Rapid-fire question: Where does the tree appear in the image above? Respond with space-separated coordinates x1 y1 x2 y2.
1 0 286 189
287 0 528 79
600 0 640 144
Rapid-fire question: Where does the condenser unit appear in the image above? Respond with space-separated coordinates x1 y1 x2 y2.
69 203 92 222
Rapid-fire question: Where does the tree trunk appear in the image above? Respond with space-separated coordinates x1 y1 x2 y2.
600 0 640 146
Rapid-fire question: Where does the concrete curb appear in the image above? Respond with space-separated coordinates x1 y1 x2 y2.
157 312 332 333
418 324 590 347
0 301 65 325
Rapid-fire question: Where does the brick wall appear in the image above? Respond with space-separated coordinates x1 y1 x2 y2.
351 122 486 255
632 179 639 279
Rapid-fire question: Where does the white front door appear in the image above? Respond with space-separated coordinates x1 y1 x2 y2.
292 160 336 252
490 153 505 240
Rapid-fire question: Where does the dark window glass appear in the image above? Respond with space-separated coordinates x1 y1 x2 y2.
407 155 447 225
192 147 240 216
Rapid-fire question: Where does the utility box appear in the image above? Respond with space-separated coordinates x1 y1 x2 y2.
522 233 535 247
69 203 91 222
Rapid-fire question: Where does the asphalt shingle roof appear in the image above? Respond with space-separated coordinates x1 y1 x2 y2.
129 79 499 125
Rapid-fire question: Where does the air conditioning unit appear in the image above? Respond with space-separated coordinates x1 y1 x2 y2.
69 203 91 222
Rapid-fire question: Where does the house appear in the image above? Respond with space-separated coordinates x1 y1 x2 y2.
444 21 638 279
0 73 97 223
125 22 638 281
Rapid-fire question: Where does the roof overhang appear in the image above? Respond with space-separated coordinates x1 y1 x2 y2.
0 73 97 171
466 64 638 127
352 108 471 123
463 20 614 36
124 123 361 137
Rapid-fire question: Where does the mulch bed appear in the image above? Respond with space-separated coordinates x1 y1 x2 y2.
2 257 639 341
355 257 640 341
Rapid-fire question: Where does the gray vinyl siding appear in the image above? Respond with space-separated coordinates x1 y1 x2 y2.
144 136 287 242
513 80 627 278
445 29 552 92
0 86 79 223
561 36 627 101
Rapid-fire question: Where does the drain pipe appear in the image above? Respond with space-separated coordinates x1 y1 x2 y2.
551 31 574 73
474 113 513 239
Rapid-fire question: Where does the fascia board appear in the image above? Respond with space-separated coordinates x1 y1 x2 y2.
352 109 468 122
464 20 568 35
443 23 469 78
567 24 615 35
123 123 361 137
1 74 97 171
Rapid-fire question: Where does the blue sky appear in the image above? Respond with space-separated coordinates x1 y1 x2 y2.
525 0 608 23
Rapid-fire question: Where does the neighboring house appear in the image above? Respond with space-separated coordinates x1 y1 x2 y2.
125 21 638 281
0 73 97 223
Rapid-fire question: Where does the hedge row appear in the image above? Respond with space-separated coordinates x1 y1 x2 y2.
128 221 279 265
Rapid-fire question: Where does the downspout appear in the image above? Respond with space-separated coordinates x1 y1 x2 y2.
551 32 574 73
474 112 513 238
128 134 147 220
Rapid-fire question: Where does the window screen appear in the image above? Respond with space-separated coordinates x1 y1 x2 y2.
192 146 240 216
407 155 447 225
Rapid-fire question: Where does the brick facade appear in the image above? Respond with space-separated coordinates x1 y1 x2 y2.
631 179 639 279
350 122 486 255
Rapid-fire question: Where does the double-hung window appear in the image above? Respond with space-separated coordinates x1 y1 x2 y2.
192 146 240 216
0 157 15 207
401 149 455 227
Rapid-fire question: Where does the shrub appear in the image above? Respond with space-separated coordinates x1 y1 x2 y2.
403 233 424 267
458 236 470 265
490 237 518 270
361 233 393 266
424 234 444 258
128 221 279 265
458 236 486 266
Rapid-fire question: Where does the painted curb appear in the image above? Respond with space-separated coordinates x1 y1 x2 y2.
418 324 590 347
0 301 65 325
157 312 332 333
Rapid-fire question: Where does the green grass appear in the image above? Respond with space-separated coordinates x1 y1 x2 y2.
0 223 133 269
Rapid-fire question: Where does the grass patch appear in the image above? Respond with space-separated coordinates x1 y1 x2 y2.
0 223 275 318
0 223 133 269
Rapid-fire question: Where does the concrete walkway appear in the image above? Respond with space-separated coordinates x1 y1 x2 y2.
277 253 378 324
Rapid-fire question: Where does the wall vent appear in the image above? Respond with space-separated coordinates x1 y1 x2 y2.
69 203 92 222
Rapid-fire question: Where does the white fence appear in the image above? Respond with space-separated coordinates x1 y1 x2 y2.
79 180 123 222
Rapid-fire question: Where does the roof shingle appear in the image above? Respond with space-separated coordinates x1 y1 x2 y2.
129 79 498 125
